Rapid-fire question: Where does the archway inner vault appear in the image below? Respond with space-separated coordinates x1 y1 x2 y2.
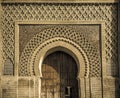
41 51 79 98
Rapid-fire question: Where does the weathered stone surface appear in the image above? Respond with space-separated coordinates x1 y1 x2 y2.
0 0 120 98
104 78 120 98
1 77 17 98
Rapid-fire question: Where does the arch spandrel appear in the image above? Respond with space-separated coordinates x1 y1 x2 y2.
19 26 101 77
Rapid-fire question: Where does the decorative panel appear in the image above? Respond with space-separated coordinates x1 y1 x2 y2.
19 25 101 77
1 3 118 76
4 58 14 75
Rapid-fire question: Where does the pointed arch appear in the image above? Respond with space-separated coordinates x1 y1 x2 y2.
29 37 89 78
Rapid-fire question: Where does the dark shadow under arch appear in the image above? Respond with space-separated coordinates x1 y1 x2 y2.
41 51 79 98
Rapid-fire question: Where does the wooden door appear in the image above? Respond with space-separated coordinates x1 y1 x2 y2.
41 51 78 98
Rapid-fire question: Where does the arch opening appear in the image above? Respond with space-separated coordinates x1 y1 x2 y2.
31 38 89 78
27 38 89 98
41 51 79 98
42 46 80 77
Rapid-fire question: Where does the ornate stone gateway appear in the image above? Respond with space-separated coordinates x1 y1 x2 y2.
17 23 102 98
0 0 120 98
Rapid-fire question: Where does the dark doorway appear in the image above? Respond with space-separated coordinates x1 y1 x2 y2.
41 51 79 98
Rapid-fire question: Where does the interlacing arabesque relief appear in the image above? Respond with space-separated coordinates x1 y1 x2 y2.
1 3 118 76
19 26 100 77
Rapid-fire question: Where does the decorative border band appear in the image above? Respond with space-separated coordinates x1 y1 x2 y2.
1 0 119 3
15 20 106 77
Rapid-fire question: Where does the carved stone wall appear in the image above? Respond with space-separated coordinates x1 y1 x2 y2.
0 2 120 98
19 25 101 77
1 3 119 76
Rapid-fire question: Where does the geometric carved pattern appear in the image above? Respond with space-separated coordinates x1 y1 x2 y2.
1 3 118 76
4 58 14 75
19 26 101 77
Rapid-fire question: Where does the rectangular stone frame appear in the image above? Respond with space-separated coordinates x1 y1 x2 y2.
15 20 106 77
15 20 105 98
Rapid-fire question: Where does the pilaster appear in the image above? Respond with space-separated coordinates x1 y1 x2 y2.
118 0 120 78
118 0 120 93
0 0 2 97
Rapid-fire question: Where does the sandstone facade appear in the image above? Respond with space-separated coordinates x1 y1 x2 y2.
0 0 120 98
